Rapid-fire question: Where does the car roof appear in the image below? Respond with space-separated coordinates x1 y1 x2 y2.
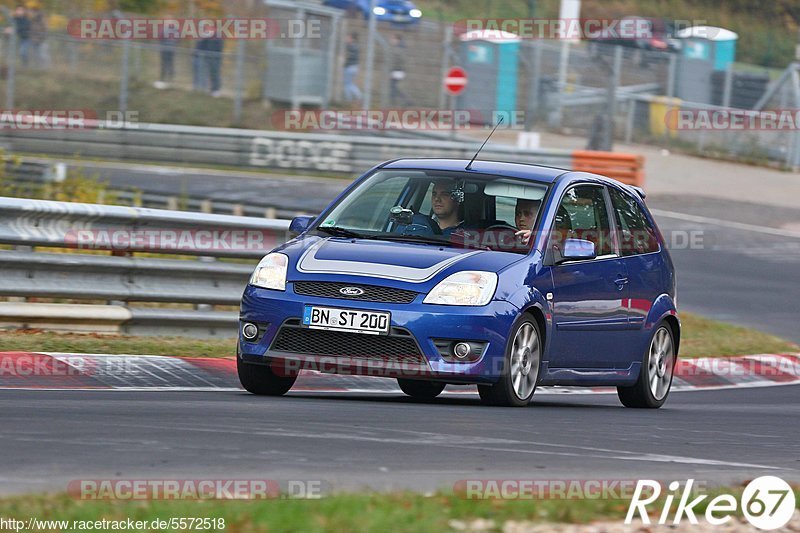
380 158 569 184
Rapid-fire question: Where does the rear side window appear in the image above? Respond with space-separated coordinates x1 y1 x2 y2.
608 187 660 255
553 185 615 256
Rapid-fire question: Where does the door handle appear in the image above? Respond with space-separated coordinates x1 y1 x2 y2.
614 277 629 290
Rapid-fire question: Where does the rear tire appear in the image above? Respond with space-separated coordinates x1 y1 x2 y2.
478 316 541 407
617 323 676 408
238 357 296 396
397 379 445 400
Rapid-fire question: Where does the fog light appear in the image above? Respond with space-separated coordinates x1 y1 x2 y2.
242 322 259 341
453 342 471 359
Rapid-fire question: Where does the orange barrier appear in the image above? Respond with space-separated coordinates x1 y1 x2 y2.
571 150 645 187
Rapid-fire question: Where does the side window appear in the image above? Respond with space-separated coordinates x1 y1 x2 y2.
608 187 660 255
552 185 614 257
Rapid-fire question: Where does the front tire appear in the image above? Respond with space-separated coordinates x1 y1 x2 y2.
617 323 676 408
397 379 445 400
238 357 297 396
478 317 542 407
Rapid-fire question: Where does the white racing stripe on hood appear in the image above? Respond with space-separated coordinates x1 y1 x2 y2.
297 238 481 283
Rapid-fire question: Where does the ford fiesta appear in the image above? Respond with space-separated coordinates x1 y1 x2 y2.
238 159 679 408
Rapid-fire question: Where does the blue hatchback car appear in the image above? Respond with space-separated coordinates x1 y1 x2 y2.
238 159 679 408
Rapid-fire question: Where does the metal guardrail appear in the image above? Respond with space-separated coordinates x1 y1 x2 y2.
0 121 574 175
0 196 290 259
0 197 291 337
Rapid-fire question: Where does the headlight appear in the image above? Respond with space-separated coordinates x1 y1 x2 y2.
409 8 422 17
250 253 288 291
373 6 386 15
423 271 497 306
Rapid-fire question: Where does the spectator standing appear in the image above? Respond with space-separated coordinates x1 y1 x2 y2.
203 34 224 97
12 5 31 67
192 39 208 91
28 3 48 68
343 32 362 103
389 33 408 106
157 26 178 86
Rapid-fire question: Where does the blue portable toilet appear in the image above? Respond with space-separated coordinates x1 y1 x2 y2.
674 26 738 104
456 29 521 125
676 26 738 71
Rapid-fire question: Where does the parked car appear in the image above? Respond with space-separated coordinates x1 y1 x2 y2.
322 0 422 24
587 16 682 53
238 159 679 408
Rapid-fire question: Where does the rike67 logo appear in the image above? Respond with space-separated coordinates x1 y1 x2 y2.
627 476 796 530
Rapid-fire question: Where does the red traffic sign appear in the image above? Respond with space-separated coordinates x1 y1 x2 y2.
444 66 468 95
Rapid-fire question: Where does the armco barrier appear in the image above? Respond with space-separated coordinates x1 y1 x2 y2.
0 121 576 174
0 197 290 337
572 150 645 187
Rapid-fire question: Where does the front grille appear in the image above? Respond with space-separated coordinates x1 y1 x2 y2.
270 324 427 365
293 281 418 304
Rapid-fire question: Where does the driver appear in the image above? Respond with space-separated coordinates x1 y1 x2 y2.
513 198 540 245
430 179 464 237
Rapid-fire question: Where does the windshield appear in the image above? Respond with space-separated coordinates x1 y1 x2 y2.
316 169 549 254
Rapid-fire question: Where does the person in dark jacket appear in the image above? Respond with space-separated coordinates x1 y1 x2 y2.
12 5 31 66
390 34 409 106
343 32 361 103
158 26 178 84
203 35 224 97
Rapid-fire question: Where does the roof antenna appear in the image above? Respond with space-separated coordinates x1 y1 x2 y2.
465 115 504 171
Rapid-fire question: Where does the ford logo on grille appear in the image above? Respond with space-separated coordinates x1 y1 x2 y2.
339 287 365 296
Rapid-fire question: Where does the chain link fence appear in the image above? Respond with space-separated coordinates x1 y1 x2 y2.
0 7 793 167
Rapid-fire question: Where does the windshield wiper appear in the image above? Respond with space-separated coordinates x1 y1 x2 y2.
316 226 366 239
370 234 454 246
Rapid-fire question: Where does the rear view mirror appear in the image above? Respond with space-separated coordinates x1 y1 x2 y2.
556 238 597 263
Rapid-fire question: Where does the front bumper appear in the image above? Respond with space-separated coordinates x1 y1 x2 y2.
238 283 519 383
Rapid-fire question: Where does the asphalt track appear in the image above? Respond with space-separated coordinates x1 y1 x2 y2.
6 161 797 497
1 385 798 495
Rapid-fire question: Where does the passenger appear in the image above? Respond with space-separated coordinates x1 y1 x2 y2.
514 198 540 245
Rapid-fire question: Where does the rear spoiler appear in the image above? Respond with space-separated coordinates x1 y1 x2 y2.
629 185 646 200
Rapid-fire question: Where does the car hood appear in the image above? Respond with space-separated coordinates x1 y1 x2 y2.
276 236 524 287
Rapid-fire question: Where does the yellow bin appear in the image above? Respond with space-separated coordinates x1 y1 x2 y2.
649 96 682 138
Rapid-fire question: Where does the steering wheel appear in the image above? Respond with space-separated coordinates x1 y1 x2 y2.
484 223 519 232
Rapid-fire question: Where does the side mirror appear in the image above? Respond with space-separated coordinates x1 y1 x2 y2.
556 238 597 264
289 215 316 235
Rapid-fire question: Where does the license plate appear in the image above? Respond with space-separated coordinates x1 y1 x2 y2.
302 305 390 335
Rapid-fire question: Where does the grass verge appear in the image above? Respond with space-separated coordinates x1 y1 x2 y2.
0 487 796 532
0 312 795 359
